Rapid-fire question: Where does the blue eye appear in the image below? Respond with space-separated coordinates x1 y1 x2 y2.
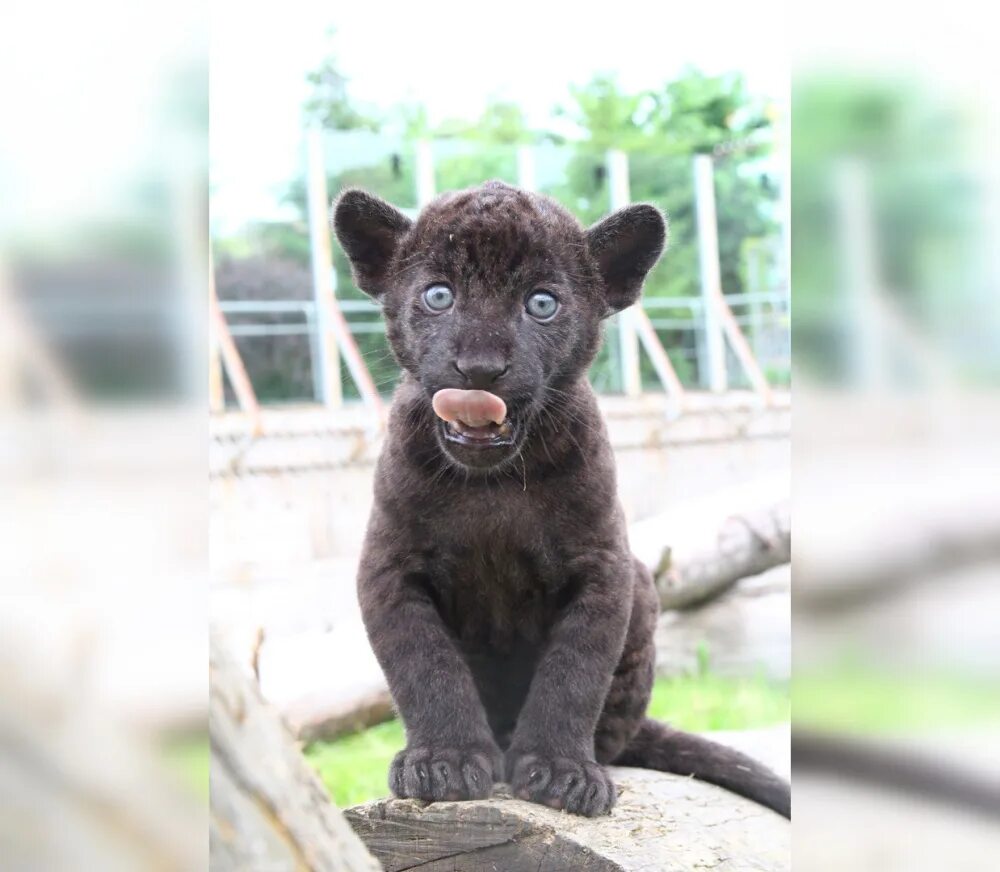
526 291 559 321
422 284 454 312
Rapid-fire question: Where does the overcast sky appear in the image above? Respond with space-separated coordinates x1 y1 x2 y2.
210 1 788 229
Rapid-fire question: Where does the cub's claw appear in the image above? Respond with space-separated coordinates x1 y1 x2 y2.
507 751 616 816
389 745 501 802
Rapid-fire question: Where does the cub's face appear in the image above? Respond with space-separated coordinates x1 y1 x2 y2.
333 181 665 470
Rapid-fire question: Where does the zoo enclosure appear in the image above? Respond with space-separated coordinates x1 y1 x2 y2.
210 131 790 421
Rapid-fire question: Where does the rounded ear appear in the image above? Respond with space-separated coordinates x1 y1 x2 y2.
585 204 667 316
331 189 413 298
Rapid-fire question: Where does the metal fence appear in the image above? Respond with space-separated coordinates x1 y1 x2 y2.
211 132 790 412
219 290 790 405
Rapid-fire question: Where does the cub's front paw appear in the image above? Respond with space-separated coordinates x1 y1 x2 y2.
506 750 616 816
389 744 502 802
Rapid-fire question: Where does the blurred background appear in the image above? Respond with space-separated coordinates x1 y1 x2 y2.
208 0 793 818
791 6 1000 868
1 1 207 867
1 0 996 868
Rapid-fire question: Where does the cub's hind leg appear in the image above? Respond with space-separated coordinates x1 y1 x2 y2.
600 559 791 817
595 557 659 764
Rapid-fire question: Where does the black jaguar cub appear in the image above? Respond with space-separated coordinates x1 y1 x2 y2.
332 181 790 818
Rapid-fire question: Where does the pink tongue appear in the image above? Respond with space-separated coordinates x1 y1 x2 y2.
432 389 507 427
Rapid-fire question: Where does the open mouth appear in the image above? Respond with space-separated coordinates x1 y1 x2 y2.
432 388 517 454
440 417 515 448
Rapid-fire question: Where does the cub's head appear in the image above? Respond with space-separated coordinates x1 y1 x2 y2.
332 181 665 470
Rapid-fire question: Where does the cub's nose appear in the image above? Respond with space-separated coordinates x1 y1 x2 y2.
452 356 510 389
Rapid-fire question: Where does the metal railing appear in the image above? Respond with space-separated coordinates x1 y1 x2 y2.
210 138 789 414
219 290 790 404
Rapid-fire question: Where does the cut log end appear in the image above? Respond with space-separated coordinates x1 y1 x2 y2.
346 767 790 872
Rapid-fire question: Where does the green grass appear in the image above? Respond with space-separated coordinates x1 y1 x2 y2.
306 673 789 807
792 664 1000 734
162 666 1000 808
307 719 408 808
160 734 211 800
646 672 789 731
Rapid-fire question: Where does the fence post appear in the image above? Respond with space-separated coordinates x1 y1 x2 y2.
416 140 436 207
693 153 727 392
834 160 884 389
305 126 343 408
745 240 765 359
607 149 642 397
516 145 536 191
304 306 324 405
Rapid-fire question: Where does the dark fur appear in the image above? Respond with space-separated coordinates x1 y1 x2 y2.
333 181 790 818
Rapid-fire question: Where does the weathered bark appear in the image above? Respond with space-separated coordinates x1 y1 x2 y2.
346 766 790 872
209 636 380 872
654 501 791 610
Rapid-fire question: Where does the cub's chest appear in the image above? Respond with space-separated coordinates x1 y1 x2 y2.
421 531 569 649
415 482 554 557
400 473 596 644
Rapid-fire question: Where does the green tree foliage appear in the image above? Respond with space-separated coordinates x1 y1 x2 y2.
556 73 654 151
439 99 536 145
303 52 379 132
542 71 780 389
793 75 982 382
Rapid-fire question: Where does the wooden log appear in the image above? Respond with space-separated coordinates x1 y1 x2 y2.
346 766 790 872
654 501 790 610
209 636 380 872
290 687 395 744
794 501 1000 614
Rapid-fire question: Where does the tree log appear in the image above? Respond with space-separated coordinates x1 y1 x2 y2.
794 503 1000 614
288 687 395 745
654 501 791 610
209 636 380 871
346 766 789 872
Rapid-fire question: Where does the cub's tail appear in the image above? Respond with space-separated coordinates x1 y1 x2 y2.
614 718 791 818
